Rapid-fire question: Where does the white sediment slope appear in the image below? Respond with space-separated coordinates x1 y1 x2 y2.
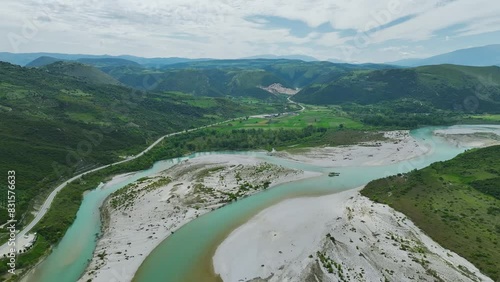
213 188 492 282
213 127 500 282
270 131 431 167
79 154 320 282
81 127 497 282
80 130 430 282
434 125 500 148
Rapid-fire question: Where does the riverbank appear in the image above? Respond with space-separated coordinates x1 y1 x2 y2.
434 125 500 148
271 130 430 167
80 129 434 282
81 129 434 281
213 187 492 282
212 126 500 282
79 155 320 282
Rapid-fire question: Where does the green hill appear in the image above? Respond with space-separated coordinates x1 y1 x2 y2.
362 146 500 280
0 62 282 225
26 56 142 69
25 56 63 67
161 59 394 88
105 60 393 99
40 61 122 86
22 59 396 100
108 67 286 99
294 65 500 113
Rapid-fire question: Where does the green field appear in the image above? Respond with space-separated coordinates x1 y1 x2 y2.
469 114 500 122
216 106 366 131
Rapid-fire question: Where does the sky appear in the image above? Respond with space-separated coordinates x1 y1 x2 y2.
1 0 500 63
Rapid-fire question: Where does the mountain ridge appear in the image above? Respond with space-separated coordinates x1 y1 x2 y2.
389 44 500 67
40 61 122 86
294 64 500 113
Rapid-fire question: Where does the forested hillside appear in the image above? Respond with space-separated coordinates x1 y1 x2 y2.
362 146 500 280
40 61 122 85
295 65 500 113
0 62 285 224
24 58 394 99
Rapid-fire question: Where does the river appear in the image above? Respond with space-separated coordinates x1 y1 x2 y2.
22 125 499 282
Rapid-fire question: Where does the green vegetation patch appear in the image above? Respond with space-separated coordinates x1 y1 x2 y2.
110 176 172 210
0 61 290 227
216 106 365 131
361 146 500 280
469 114 500 122
294 65 500 114
470 177 500 200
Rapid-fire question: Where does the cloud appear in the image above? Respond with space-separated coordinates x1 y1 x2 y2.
380 46 406 52
0 0 499 62
245 15 337 38
370 0 500 43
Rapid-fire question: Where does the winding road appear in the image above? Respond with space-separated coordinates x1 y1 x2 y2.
288 96 305 112
0 98 304 256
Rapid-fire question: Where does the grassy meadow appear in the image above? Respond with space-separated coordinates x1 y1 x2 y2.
216 105 366 131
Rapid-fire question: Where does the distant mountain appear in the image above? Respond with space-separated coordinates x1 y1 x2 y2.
117 55 212 67
386 58 424 67
356 63 401 69
26 56 64 67
25 56 143 75
110 68 284 99
0 52 49 66
107 59 395 98
0 52 212 67
327 58 346 64
389 44 500 67
294 64 500 113
41 61 121 85
241 54 318 62
76 58 141 68
0 52 113 66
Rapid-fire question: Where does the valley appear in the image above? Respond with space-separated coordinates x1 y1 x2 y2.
1 51 500 282
2 2 500 281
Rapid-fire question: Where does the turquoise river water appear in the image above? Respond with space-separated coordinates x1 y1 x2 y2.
23 125 499 282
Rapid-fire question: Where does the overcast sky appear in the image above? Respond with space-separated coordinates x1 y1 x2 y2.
1 0 500 63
